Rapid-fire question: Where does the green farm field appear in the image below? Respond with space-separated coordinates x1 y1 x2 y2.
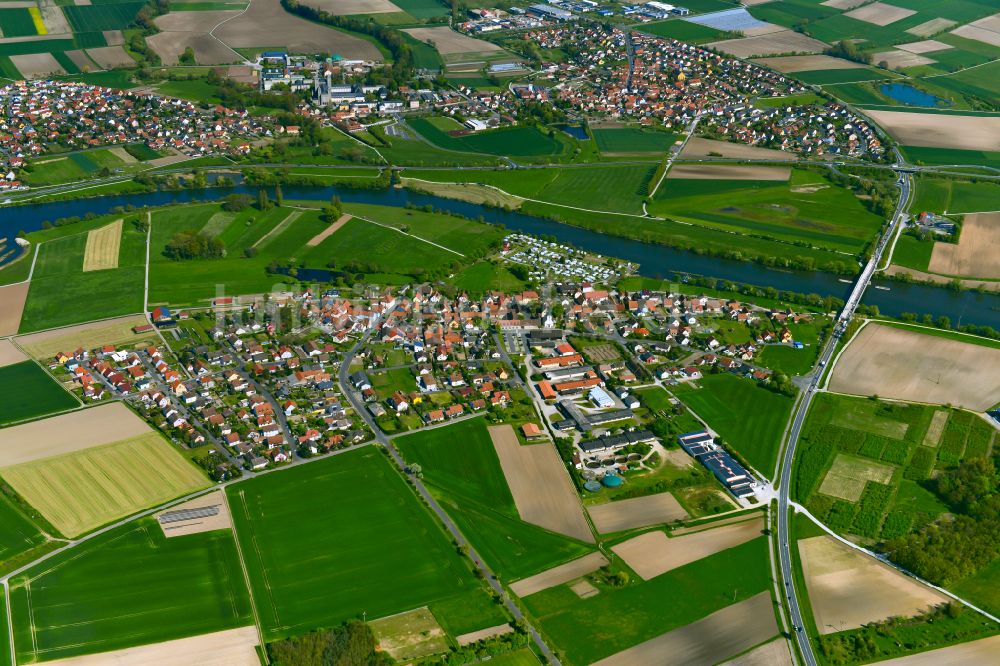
794 68 890 85
410 164 655 214
25 148 133 187
522 537 772 665
20 216 146 332
63 1 145 31
649 169 884 254
450 261 526 295
911 177 1000 214
0 361 78 425
10 517 253 663
591 127 678 154
519 200 856 273
901 145 1000 168
0 8 38 38
395 419 595 581
408 118 571 159
637 19 728 43
227 447 507 641
673 373 793 475
0 494 49 575
889 234 933 271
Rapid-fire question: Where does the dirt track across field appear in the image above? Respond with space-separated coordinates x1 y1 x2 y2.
0 402 150 465
667 164 790 181
0 339 27 367
865 109 1000 151
680 136 796 161
156 489 232 538
721 638 793 666
509 552 607 597
216 0 381 60
829 323 1000 411
586 491 688 534
306 214 352 247
83 219 122 272
0 282 29 337
403 26 502 55
592 592 777 666
612 517 764 580
754 54 865 72
799 535 946 634
707 30 826 57
489 425 594 542
42 626 260 666
929 213 1000 279
872 635 1000 665
845 1 915 26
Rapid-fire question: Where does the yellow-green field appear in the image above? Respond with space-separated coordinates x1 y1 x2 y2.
1 432 209 537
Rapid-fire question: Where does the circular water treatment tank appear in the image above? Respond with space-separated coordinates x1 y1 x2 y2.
586 460 601 469
627 453 642 461
581 469 596 480
584 480 603 493
615 455 627 464
602 474 623 488
601 458 615 466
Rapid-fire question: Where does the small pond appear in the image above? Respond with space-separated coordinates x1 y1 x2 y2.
880 83 950 108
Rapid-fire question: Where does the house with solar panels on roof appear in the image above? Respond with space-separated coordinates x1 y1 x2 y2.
677 430 757 501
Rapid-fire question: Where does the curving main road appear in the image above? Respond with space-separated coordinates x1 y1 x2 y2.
776 169 910 665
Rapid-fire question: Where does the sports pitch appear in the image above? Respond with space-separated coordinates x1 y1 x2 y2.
10 517 253 663
227 447 506 641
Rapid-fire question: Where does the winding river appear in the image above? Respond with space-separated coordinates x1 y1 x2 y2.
4 182 1000 329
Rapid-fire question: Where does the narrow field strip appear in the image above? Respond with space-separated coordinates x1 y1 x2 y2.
82 219 122 272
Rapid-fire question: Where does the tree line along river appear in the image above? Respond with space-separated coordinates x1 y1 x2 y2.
3 180 1000 330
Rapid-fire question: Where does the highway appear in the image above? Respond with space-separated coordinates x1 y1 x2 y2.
775 168 911 666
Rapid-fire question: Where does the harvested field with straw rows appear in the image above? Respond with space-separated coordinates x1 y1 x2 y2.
82 219 122 272
1 430 209 537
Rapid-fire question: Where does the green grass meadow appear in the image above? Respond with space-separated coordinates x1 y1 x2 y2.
10 517 253 663
395 419 595 581
0 361 79 425
673 373 793 475
911 177 1000 214
227 447 507 642
649 169 884 255
0 494 49 575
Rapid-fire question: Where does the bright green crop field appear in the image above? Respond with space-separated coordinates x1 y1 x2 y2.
0 361 78 425
409 118 571 159
10 517 253 663
0 494 48 574
395 419 595 581
672 373 793 475
591 128 678 154
227 447 507 641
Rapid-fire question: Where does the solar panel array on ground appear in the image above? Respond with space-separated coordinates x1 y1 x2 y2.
685 7 771 31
